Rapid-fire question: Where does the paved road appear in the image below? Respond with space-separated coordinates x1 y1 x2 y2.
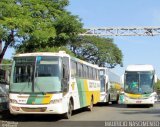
1 103 160 127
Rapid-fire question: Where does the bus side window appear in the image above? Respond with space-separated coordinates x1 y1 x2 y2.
62 57 69 92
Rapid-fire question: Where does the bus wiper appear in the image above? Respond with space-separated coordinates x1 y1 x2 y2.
34 82 45 95
33 71 45 95
33 77 45 95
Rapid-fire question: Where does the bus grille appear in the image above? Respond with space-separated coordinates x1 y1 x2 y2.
21 107 47 112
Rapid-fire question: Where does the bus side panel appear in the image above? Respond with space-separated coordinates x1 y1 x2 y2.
76 78 100 108
77 78 87 108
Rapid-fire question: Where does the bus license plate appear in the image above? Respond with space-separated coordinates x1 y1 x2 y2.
136 101 141 104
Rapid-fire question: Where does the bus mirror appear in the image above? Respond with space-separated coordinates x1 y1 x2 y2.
62 79 69 92
154 75 158 83
120 91 124 95
7 75 10 84
65 70 69 79
121 74 124 85
105 75 109 83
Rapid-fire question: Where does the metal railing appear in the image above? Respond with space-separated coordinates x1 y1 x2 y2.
80 27 160 36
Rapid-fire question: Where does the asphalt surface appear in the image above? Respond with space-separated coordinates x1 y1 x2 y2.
1 103 160 127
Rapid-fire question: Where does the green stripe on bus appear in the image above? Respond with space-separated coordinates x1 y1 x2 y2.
77 79 87 107
34 96 44 104
27 94 37 104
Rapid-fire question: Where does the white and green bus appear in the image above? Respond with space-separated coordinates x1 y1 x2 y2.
99 67 122 104
0 67 10 111
9 51 100 118
122 64 157 107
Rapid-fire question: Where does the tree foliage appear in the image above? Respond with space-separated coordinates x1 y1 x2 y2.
69 36 123 68
1 59 12 70
155 79 160 93
0 0 83 62
0 0 123 68
2 59 12 64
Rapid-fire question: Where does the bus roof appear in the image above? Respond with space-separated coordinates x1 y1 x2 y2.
99 67 120 81
125 64 155 72
71 56 99 68
14 51 99 68
14 51 70 57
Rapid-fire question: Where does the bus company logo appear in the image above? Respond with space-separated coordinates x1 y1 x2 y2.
89 81 99 89
89 82 94 88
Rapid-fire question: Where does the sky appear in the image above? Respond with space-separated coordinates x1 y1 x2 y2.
3 0 160 77
66 0 160 77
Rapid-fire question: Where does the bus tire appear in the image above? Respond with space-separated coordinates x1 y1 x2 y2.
88 96 94 111
64 100 73 119
112 95 119 104
106 94 110 105
126 104 132 108
148 104 153 108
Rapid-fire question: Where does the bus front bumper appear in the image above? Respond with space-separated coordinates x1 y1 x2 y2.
124 96 155 105
9 103 65 115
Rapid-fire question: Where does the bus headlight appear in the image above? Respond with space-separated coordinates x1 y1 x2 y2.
50 99 62 104
10 99 18 104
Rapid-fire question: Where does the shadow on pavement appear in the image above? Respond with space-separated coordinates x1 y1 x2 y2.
120 104 160 116
126 104 153 108
0 110 63 122
121 109 160 115
95 103 126 108
0 108 91 122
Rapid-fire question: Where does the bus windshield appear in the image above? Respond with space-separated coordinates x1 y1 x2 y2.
35 56 61 93
124 72 154 94
10 56 62 93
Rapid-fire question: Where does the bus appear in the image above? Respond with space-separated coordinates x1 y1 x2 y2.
99 67 122 104
0 68 10 111
122 64 157 107
9 51 100 118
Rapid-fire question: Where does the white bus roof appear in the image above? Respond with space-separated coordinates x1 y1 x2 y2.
14 51 99 68
99 67 121 83
14 51 70 57
125 64 155 72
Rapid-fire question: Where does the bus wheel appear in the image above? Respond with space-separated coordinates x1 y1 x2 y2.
106 94 110 105
88 97 94 111
126 104 132 108
150 104 154 107
112 95 119 104
148 104 153 108
64 100 73 119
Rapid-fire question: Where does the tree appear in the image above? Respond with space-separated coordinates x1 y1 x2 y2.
0 1 123 68
1 58 12 70
69 36 123 68
0 0 83 62
2 59 12 64
155 79 160 93
16 11 83 53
